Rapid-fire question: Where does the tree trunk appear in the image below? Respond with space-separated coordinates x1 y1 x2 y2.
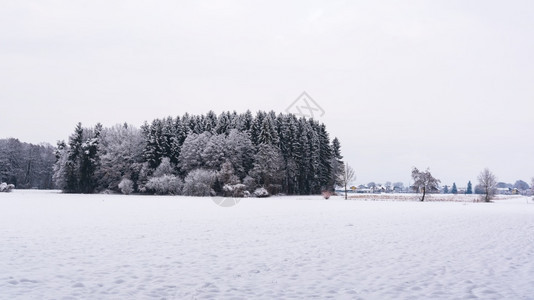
421 187 426 201
344 182 347 200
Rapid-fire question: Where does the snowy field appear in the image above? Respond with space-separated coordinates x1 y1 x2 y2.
1 190 533 300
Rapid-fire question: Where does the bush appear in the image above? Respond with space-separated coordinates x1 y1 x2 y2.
146 175 183 195
322 190 332 199
223 183 248 197
183 169 216 196
254 187 270 198
0 182 15 192
118 178 134 195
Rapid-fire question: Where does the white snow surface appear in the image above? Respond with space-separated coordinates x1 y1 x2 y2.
1 190 533 300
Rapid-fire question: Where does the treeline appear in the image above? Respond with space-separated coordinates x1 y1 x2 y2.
0 138 55 189
53 111 344 196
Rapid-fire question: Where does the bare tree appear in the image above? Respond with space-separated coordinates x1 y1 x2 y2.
411 167 440 201
338 162 356 200
478 168 497 202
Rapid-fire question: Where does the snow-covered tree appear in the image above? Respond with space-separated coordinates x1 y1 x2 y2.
201 134 226 171
178 132 211 174
339 162 356 200
50 111 342 196
249 144 284 194
152 157 175 177
96 124 144 192
223 129 254 178
478 168 497 202
52 140 69 190
182 169 216 196
118 178 134 195
411 167 440 201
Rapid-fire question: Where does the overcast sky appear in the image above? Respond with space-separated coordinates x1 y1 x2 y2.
1 0 533 187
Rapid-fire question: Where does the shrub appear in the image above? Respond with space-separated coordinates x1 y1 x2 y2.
254 187 270 198
146 175 183 195
0 182 15 192
183 169 216 196
223 183 248 197
118 178 134 195
322 190 332 199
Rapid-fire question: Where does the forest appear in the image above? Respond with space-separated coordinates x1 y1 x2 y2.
0 138 55 189
52 111 344 196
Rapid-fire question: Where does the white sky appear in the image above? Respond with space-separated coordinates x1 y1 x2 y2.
1 0 533 187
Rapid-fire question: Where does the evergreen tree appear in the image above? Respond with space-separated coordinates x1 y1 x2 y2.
78 123 102 193
52 140 69 190
331 137 344 188
65 122 84 192
250 111 266 145
451 182 458 194
296 119 311 194
317 123 333 191
205 110 218 133
257 115 279 145
142 119 164 169
238 110 254 132
307 120 321 194
466 181 473 194
215 111 231 135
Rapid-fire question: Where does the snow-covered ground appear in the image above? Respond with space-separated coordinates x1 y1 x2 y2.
1 190 533 300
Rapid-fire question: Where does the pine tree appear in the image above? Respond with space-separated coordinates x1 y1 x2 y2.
142 119 164 169
331 137 344 188
169 116 186 166
257 115 279 145
296 119 311 194
215 112 231 135
238 110 254 132
65 123 84 192
205 110 218 133
451 182 458 194
307 120 321 194
250 111 266 145
466 181 473 194
317 123 333 191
